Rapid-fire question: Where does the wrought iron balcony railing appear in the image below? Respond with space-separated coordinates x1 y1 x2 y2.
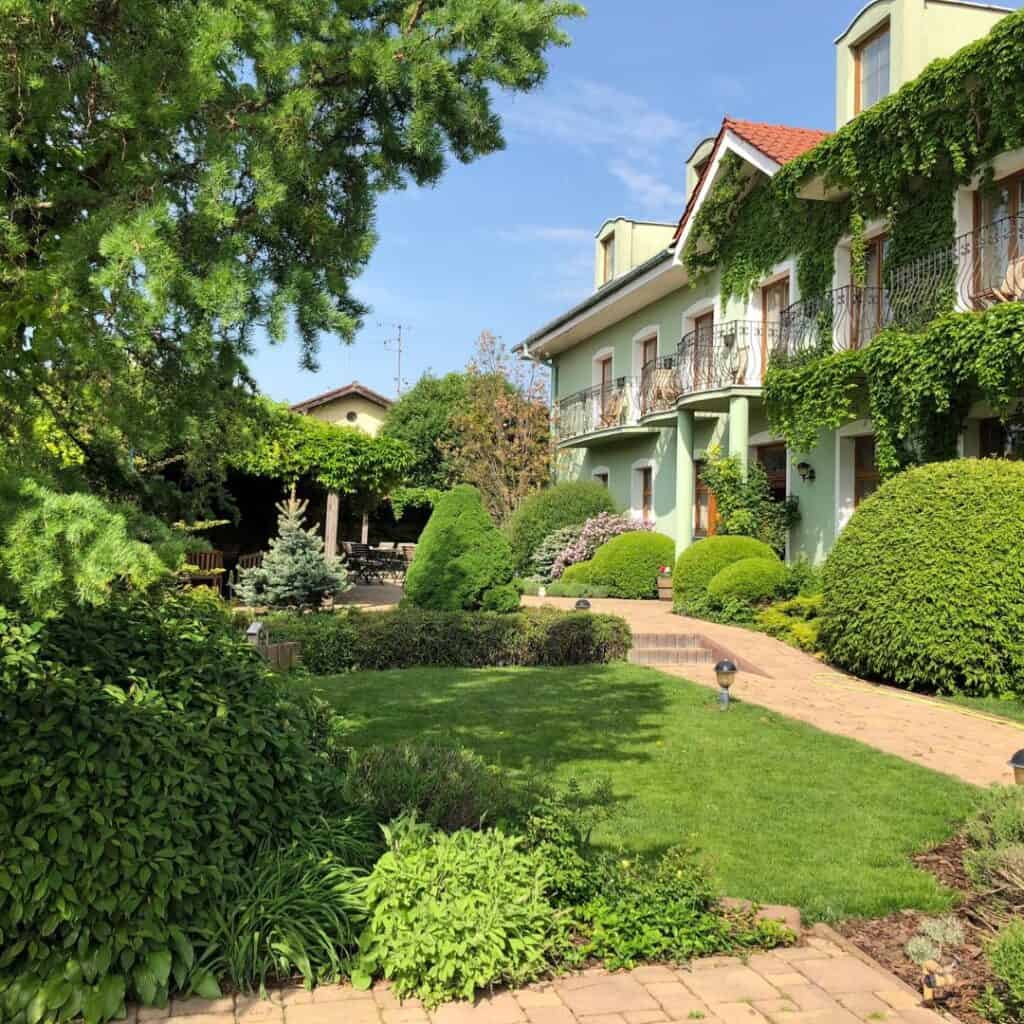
775 285 890 361
556 377 638 442
676 320 778 397
639 355 680 416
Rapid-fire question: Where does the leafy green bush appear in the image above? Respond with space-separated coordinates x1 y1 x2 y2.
267 607 631 672
0 592 344 1024
404 485 515 611
988 920 1024 1013
355 828 558 1006
821 461 1024 695
560 560 594 584
707 556 786 606
195 819 374 995
673 536 777 614
507 482 617 573
481 582 521 613
587 532 675 600
341 742 536 833
780 558 823 598
755 594 823 652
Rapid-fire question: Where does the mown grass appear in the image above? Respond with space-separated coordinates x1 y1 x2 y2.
301 664 977 921
943 694 1024 727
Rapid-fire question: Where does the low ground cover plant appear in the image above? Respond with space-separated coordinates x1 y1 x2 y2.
267 606 631 672
404 485 517 612
821 460 1024 696
756 594 824 652
568 531 675 600
507 482 617 574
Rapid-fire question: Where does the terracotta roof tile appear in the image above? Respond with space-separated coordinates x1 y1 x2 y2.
723 118 831 166
290 381 393 413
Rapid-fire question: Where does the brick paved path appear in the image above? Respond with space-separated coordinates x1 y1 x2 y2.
121 929 947 1024
523 596 1023 786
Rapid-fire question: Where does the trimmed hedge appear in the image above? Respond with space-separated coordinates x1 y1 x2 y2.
404 485 515 611
708 557 787 606
673 536 777 613
507 482 617 573
560 561 594 584
821 459 1024 695
267 607 632 672
588 531 675 600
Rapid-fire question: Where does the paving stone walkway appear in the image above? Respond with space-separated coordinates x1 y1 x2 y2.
120 929 948 1024
523 596 1023 786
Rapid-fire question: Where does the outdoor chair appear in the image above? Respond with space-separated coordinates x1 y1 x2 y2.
993 256 1024 303
180 550 225 592
344 542 386 584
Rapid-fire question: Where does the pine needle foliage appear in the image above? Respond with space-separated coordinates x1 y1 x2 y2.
235 497 348 610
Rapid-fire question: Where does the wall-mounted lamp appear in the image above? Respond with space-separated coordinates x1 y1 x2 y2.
796 462 816 483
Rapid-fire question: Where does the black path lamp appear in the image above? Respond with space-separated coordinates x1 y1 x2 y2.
1009 749 1024 785
715 659 737 710
575 599 591 611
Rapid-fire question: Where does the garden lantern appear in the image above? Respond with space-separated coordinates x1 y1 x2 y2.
796 462 816 483
246 620 269 649
575 599 591 611
714 659 737 710
1009 749 1024 785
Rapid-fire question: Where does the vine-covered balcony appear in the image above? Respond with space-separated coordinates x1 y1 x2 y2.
639 354 680 416
555 377 639 443
774 285 891 361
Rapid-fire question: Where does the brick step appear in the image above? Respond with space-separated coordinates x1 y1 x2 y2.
629 647 715 666
632 632 706 649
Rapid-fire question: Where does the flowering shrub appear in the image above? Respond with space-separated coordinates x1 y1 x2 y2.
551 513 651 579
530 524 585 582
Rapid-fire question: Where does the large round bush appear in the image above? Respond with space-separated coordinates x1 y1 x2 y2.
405 484 515 611
821 460 1024 695
0 591 339 1022
707 557 787 606
507 482 617 573
588 532 675 599
673 536 777 613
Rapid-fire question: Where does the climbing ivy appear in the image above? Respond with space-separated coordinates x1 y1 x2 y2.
687 9 1024 466
765 305 1024 477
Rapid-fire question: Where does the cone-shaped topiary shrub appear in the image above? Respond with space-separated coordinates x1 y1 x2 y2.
707 556 787 606
673 535 777 614
587 531 675 600
405 484 516 611
821 459 1024 695
507 482 617 573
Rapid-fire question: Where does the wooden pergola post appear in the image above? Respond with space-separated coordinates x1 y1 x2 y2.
325 490 340 559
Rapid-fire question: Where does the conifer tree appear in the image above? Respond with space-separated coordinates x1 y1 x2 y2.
235 497 348 610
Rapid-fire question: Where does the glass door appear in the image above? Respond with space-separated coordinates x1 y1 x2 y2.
761 278 789 381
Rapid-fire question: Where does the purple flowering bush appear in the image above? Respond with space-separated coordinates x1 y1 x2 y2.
551 512 652 579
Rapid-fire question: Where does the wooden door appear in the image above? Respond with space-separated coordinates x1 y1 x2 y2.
692 311 714 390
694 461 717 538
761 278 789 380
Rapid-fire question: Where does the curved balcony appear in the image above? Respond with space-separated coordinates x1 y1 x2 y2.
774 285 890 362
676 320 776 397
556 377 638 443
639 355 681 416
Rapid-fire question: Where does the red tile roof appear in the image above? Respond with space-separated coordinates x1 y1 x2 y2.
290 381 393 414
672 117 830 245
723 118 831 166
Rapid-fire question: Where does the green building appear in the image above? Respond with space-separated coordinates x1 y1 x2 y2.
519 0 1024 563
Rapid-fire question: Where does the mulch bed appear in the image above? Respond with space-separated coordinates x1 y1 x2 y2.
835 834 996 1024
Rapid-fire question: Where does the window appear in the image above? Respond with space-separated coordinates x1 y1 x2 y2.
974 171 1024 301
641 335 658 370
980 418 1024 460
594 471 609 487
639 467 654 524
854 23 890 113
853 234 890 347
691 310 715 390
345 410 358 423
756 444 788 505
761 278 789 380
601 234 616 284
694 461 717 538
854 436 880 506
597 356 616 427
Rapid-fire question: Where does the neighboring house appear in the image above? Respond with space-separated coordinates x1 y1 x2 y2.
290 381 393 435
519 0 1021 563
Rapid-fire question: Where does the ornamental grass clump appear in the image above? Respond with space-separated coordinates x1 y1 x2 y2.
550 512 651 579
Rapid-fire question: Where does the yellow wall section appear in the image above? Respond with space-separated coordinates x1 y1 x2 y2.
304 394 388 435
593 218 676 290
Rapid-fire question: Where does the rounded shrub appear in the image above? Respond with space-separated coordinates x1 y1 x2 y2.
673 536 777 613
820 460 1024 695
481 583 521 613
588 532 675 600
560 560 594 585
507 482 617 573
404 484 515 611
707 557 787 606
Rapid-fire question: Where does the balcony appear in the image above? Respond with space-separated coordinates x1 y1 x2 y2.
772 215 1024 364
639 355 681 417
556 377 640 443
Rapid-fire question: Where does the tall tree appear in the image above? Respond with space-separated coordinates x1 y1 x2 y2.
0 0 584 491
444 331 551 524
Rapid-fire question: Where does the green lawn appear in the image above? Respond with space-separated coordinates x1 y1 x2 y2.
302 664 977 922
943 694 1024 727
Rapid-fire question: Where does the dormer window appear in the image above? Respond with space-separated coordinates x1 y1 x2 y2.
854 22 890 113
601 234 616 284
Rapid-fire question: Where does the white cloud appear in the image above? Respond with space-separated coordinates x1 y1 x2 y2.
498 225 594 244
609 162 685 216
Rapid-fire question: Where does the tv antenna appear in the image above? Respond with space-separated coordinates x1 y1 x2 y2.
379 321 410 395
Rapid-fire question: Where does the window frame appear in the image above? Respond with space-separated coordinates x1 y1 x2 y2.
972 169 1024 304
853 435 881 506
601 234 616 284
693 459 718 539
640 466 654 524
853 20 891 115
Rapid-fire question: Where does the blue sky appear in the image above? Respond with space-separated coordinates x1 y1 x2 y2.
244 1 1002 404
